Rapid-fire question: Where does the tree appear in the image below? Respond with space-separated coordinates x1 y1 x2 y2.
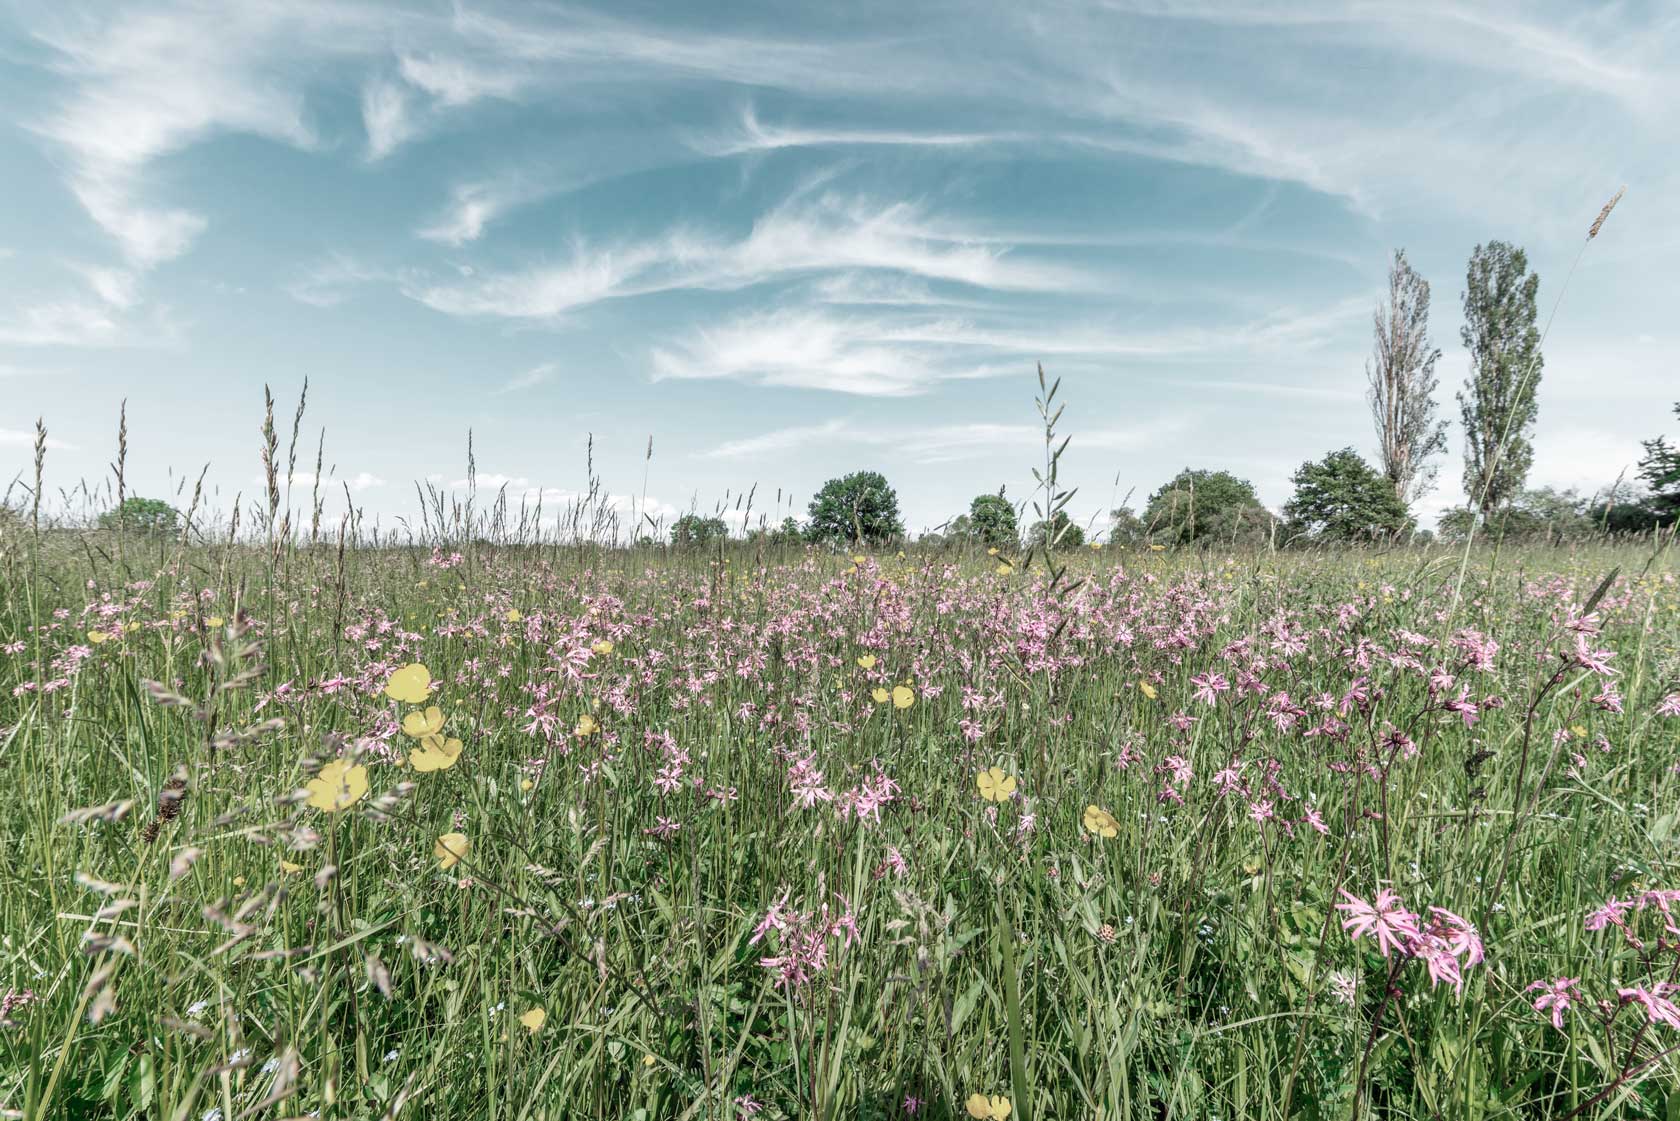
1028 510 1085 550
967 491 1018 549
98 496 179 535
670 513 728 549
1459 241 1543 516
1437 487 1593 543
1367 249 1448 507
1107 504 1146 547
1283 448 1412 542
1637 403 1680 525
1143 469 1270 546
807 471 903 546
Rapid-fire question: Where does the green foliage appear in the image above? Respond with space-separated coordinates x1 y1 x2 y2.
96 496 179 535
1438 486 1601 542
1143 468 1270 545
967 492 1018 549
1458 241 1543 515
1027 510 1085 550
1283 448 1413 542
1637 402 1680 525
670 512 728 548
806 470 904 546
1106 505 1146 547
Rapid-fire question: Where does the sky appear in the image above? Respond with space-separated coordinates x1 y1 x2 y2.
1 0 1676 539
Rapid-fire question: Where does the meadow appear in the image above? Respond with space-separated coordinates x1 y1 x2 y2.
2 505 1679 1120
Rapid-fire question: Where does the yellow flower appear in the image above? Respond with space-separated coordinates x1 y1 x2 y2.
401 705 446 739
976 767 1017 803
575 713 599 737
434 831 469 870
124 621 140 633
233 875 246 887
965 1093 1012 1119
87 630 109 645
1090 541 1103 550
996 563 1013 576
206 616 225 628
987 547 999 556
305 758 369 812
871 687 890 704
1083 804 1119 839
520 778 534 791
1148 544 1165 552
891 685 915 710
642 1053 656 1068
591 639 614 656
385 663 432 704
519 1007 546 1034
852 554 866 565
280 859 303 875
410 734 463 773
1138 681 1157 700
856 654 878 670
505 608 522 622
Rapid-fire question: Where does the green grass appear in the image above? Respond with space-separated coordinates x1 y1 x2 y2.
2 526 1678 1120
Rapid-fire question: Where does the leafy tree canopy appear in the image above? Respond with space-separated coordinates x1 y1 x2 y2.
1027 510 1085 550
97 497 179 535
807 471 904 546
1143 469 1269 545
1283 448 1413 542
967 492 1018 549
670 513 729 549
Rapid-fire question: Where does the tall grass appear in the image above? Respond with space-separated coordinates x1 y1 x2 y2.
1 396 1678 1121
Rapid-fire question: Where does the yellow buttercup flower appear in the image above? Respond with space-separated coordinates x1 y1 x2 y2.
519 1007 547 1034
505 608 522 623
871 687 890 704
305 758 369 812
1138 681 1157 700
891 685 915 710
1090 541 1103 550
434 831 469 870
401 705 446 739
385 663 432 704
976 767 1017 803
1083 804 1119 839
856 655 877 670
206 616 225 628
591 639 614 655
965 1093 1012 1119
1148 544 1165 552
87 630 109 645
575 713 599 737
280 859 303 875
996 563 1013 576
987 547 999 557
410 734 463 773
852 554 866 565
124 621 140 633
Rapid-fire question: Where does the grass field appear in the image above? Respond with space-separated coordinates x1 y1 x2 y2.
3 514 1679 1119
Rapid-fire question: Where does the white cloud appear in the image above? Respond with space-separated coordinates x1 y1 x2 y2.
496 364 554 394
0 300 122 346
1 426 74 449
361 78 415 161
407 194 1084 320
397 52 524 107
703 417 1182 464
285 254 390 308
649 298 1366 396
264 470 385 493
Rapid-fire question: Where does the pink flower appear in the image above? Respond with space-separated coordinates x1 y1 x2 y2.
1337 889 1421 959
1620 985 1680 1030
1527 978 1579 1029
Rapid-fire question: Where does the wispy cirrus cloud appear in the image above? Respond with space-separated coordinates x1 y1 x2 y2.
702 417 1183 464
406 194 1085 320
496 363 554 394
650 298 1369 396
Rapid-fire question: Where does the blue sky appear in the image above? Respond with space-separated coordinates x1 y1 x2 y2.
1 1 1675 538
